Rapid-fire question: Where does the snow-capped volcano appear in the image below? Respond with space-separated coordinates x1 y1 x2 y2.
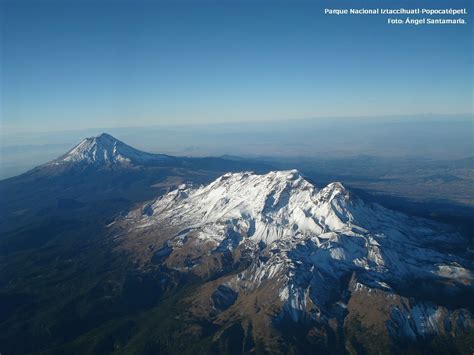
52 133 172 166
117 170 473 340
137 170 356 239
127 170 471 285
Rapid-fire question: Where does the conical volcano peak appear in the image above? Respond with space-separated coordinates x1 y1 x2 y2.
96 132 115 139
78 133 122 150
51 133 172 166
59 133 131 164
87 132 121 146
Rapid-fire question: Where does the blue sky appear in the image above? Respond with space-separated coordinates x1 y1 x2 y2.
1 0 472 133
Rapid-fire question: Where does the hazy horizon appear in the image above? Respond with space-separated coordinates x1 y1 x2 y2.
1 0 472 176
1 113 472 179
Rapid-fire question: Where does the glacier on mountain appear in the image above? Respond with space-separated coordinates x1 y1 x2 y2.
119 170 473 335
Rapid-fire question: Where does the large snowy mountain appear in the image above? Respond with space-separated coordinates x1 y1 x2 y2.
1 136 473 354
50 133 175 166
114 170 473 352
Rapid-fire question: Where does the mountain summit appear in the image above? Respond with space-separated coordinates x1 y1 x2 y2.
115 170 473 348
51 133 172 166
135 170 357 240
125 170 470 285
